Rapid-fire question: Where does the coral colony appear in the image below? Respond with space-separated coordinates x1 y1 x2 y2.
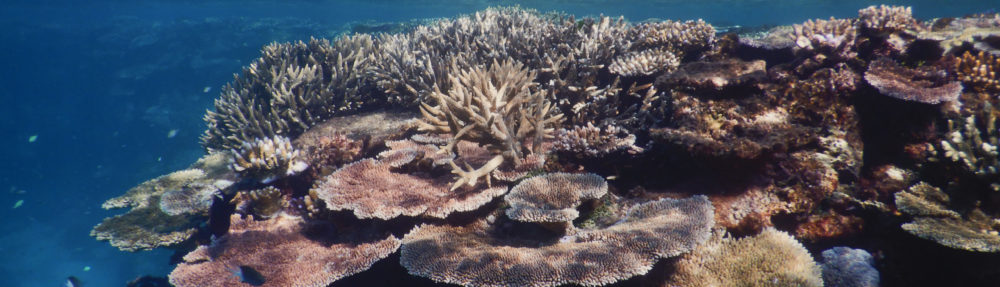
92 5 1000 286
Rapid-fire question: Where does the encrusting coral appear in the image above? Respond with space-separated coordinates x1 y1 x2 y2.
400 196 714 287
863 58 963 104
660 228 823 287
821 247 880 287
417 59 563 189
169 213 401 287
504 173 608 223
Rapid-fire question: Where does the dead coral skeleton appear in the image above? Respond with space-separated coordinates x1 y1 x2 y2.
418 59 563 190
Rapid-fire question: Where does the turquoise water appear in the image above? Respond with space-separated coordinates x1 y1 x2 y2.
1 1 997 286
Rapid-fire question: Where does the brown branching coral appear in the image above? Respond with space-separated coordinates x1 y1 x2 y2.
202 36 377 150
660 228 823 287
400 196 714 287
954 51 1000 91
553 123 644 157
864 58 963 104
92 152 235 251
608 48 679 77
231 136 308 183
504 173 608 223
311 158 508 219
418 59 563 189
894 182 1000 252
858 5 918 35
168 213 401 287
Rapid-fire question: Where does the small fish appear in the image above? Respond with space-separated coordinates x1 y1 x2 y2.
167 129 178 138
227 265 266 286
203 86 212 93
28 135 37 143
66 276 83 287
12 199 23 209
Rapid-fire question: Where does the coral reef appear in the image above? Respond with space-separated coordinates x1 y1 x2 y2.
864 58 962 104
821 247 879 287
92 152 235 251
504 173 608 223
400 196 713 287
92 6 1000 286
169 213 400 287
660 228 823 287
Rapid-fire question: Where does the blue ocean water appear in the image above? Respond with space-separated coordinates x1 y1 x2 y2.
0 0 995 286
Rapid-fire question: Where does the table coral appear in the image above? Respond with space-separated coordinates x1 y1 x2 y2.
504 173 608 223
863 58 962 104
168 213 400 287
400 196 714 287
92 152 235 251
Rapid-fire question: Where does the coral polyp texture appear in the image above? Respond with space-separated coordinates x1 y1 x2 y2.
504 173 608 223
400 196 713 287
94 5 1000 286
660 228 823 287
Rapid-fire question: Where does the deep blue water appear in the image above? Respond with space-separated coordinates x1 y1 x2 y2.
1 1 996 286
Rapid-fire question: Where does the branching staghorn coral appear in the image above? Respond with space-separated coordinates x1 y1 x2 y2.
230 136 308 183
553 123 644 157
608 48 680 77
418 59 563 189
631 19 716 57
858 5 918 34
792 17 858 60
202 36 377 150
